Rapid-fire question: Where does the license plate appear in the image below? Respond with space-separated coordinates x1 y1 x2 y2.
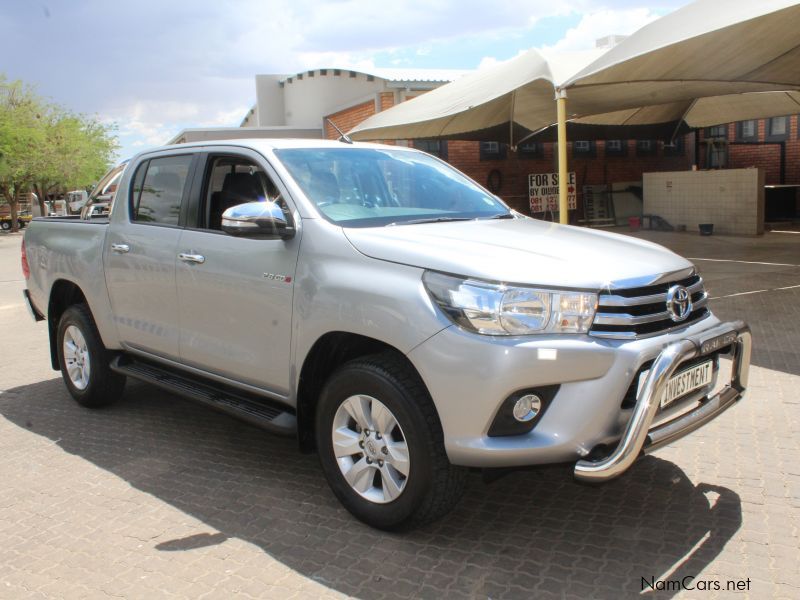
638 360 714 409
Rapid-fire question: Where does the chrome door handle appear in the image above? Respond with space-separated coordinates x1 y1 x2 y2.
111 243 130 253
178 253 205 264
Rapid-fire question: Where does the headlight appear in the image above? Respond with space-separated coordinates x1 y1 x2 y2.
423 271 597 335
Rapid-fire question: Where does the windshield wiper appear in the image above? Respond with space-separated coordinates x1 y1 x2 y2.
390 217 473 226
478 213 515 220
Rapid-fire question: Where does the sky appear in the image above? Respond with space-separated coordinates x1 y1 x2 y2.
1 0 689 162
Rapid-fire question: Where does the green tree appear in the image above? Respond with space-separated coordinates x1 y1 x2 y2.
0 75 118 231
0 76 43 231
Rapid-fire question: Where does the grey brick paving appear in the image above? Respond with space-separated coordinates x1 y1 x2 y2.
0 229 798 599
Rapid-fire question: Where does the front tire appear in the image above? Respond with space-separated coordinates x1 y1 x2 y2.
57 304 126 408
316 353 466 530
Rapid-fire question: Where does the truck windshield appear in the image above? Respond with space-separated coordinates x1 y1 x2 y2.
274 147 510 227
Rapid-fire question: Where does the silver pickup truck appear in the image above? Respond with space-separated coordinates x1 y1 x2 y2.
22 139 752 530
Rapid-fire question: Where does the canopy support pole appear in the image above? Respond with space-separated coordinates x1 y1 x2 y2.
556 89 569 224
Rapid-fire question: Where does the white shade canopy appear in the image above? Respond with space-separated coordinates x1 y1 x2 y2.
350 0 800 142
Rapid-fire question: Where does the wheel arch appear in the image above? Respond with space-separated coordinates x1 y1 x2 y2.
47 279 89 370
296 331 430 453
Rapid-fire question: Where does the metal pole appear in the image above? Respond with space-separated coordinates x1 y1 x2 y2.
556 89 569 224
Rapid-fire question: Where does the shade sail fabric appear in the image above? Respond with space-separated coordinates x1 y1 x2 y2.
350 0 800 142
575 91 800 129
347 48 565 141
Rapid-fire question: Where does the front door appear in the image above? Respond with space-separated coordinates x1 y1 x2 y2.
175 151 300 395
105 153 196 361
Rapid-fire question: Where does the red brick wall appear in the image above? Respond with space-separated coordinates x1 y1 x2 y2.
325 100 376 140
698 116 800 185
447 138 693 217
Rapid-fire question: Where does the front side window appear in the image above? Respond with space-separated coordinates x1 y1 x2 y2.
132 155 193 225
274 147 509 227
202 156 281 230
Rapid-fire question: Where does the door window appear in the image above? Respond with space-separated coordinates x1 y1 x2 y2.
132 155 193 226
202 156 282 230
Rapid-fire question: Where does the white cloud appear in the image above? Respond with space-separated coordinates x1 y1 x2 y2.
540 8 660 53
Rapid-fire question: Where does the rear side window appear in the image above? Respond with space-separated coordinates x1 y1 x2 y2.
132 155 193 225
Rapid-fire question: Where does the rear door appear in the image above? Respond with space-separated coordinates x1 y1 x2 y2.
175 149 300 395
105 152 197 361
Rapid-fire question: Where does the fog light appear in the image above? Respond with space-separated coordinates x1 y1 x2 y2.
512 394 541 422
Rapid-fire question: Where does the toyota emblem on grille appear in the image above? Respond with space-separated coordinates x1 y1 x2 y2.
666 285 692 322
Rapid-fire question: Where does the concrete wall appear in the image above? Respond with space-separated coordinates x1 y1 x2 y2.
274 71 387 129
253 75 285 126
643 168 765 235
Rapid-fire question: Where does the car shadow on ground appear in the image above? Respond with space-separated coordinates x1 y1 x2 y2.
2 378 743 600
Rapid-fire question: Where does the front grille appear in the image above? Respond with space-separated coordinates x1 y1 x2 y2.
589 273 709 339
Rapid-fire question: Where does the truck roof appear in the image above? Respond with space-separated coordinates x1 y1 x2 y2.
146 138 406 155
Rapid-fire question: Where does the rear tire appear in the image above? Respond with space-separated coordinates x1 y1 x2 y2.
0 221 10 231
316 352 466 530
57 304 126 408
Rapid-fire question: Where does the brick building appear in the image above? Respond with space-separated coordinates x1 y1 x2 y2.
173 67 799 227
322 91 800 225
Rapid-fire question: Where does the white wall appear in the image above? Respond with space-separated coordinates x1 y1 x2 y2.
254 71 387 129
643 168 765 235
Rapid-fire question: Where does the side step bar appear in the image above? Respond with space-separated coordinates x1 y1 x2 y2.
110 356 297 436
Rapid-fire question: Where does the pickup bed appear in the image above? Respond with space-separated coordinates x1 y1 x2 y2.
22 138 752 529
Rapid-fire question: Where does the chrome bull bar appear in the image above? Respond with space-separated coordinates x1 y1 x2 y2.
574 320 752 483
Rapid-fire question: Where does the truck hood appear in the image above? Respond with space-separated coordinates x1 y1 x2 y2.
343 218 693 290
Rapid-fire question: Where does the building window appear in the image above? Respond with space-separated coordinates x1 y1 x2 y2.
737 119 758 141
319 69 327 76
604 139 626 156
297 73 303 80
663 137 684 156
366 75 375 82
705 124 727 139
636 139 657 156
413 139 448 160
572 140 595 157
480 141 507 160
333 69 341 76
349 71 357 78
517 140 543 158
708 141 727 168
767 116 788 141
308 70 315 77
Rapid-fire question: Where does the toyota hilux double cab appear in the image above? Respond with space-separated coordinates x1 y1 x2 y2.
22 139 751 529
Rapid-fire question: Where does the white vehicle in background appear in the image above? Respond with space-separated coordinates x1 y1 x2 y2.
66 190 89 214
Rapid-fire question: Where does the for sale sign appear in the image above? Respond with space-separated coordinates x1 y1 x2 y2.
528 172 577 213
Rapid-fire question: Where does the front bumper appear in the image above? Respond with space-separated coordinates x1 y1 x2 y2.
407 315 751 474
574 319 751 482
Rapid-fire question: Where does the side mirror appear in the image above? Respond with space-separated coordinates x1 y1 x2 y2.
221 201 295 239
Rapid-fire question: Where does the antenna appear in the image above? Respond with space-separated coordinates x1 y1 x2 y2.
325 118 354 144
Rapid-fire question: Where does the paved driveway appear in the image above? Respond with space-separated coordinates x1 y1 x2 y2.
1 229 798 599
